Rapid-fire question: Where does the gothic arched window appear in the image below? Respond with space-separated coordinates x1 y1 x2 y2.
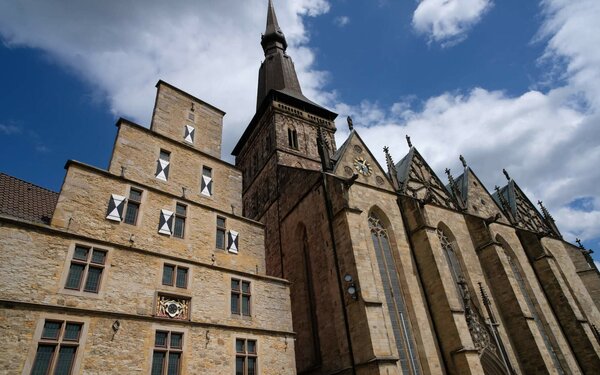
437 228 467 304
369 213 421 375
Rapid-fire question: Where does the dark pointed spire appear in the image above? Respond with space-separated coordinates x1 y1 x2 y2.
262 0 288 52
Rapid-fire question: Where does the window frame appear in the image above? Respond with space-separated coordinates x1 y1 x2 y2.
235 338 258 375
156 149 171 181
151 330 184 375
201 166 213 197
64 244 108 294
123 187 143 226
173 203 187 239
231 278 252 317
287 128 298 150
25 317 88 375
162 264 189 289
216 216 227 250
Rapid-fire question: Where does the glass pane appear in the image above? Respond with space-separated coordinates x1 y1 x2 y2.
42 321 62 340
242 296 250 316
124 203 139 225
236 357 245 375
167 352 181 375
248 357 256 375
162 265 174 286
63 324 82 342
247 340 256 354
31 345 55 375
91 250 106 264
216 229 225 249
231 279 240 291
160 150 170 161
217 217 225 228
170 333 183 349
73 246 89 261
241 281 250 294
203 167 212 177
53 346 76 375
151 351 165 375
65 264 85 290
175 204 186 216
176 268 187 288
84 267 102 293
155 331 168 347
174 217 185 238
129 189 142 202
231 293 239 314
236 339 245 353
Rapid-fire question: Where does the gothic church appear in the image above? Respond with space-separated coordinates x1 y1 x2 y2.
1 1 600 374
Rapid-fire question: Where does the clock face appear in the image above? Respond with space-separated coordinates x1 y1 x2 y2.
353 157 372 176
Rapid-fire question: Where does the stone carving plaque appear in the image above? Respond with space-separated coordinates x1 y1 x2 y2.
156 294 190 320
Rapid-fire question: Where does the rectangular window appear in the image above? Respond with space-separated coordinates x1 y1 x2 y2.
216 216 226 249
236 338 257 375
173 203 186 239
31 320 83 375
162 264 188 289
201 166 213 197
124 188 142 225
231 279 251 316
156 149 171 181
65 245 107 293
152 331 183 375
287 128 298 149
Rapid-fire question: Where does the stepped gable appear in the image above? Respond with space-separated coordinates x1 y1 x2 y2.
0 173 58 224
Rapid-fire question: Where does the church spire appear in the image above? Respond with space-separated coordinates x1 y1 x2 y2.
256 0 304 109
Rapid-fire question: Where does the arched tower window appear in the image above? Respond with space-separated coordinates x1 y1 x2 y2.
369 213 421 375
436 228 467 304
497 236 565 374
287 128 298 149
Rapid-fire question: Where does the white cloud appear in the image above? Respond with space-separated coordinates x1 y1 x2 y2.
412 0 493 46
333 0 600 244
0 0 330 158
334 16 350 27
0 124 21 135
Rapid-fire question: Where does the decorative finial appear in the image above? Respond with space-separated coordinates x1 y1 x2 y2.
459 155 467 168
406 135 412 148
576 238 585 250
502 168 511 181
347 116 354 131
478 282 490 305
537 200 554 221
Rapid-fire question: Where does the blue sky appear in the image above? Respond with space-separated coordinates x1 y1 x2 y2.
0 0 599 260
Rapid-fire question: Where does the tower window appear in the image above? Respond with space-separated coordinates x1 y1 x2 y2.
201 166 213 197
231 278 251 316
173 203 187 239
156 149 171 181
287 128 298 149
162 264 188 289
216 216 226 249
124 188 142 225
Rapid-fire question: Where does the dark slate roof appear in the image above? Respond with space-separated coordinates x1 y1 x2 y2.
0 173 58 224
394 147 415 185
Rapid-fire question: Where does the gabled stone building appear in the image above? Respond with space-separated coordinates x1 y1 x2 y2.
2 1 600 375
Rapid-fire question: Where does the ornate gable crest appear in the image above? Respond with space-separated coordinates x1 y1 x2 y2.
396 148 456 209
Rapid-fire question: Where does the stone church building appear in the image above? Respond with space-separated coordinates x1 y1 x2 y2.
1 1 600 374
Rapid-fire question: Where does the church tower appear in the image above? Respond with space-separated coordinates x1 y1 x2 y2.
233 0 338 275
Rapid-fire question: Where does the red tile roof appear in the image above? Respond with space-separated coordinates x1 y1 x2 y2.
0 173 59 224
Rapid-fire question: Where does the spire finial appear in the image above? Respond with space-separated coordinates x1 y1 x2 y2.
406 135 412 148
347 116 354 131
262 0 288 52
537 200 554 221
459 155 467 168
502 168 511 181
576 238 585 250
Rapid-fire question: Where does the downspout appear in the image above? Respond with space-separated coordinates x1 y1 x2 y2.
397 195 450 375
321 172 357 375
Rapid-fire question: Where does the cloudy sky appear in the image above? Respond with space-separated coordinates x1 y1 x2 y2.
0 0 599 262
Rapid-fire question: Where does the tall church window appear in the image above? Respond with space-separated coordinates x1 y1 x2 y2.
436 229 466 303
369 213 421 374
287 128 298 149
499 238 565 373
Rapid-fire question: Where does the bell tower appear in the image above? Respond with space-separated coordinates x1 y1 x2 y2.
232 0 337 276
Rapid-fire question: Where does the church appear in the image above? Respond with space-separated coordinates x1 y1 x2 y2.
1 1 600 374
